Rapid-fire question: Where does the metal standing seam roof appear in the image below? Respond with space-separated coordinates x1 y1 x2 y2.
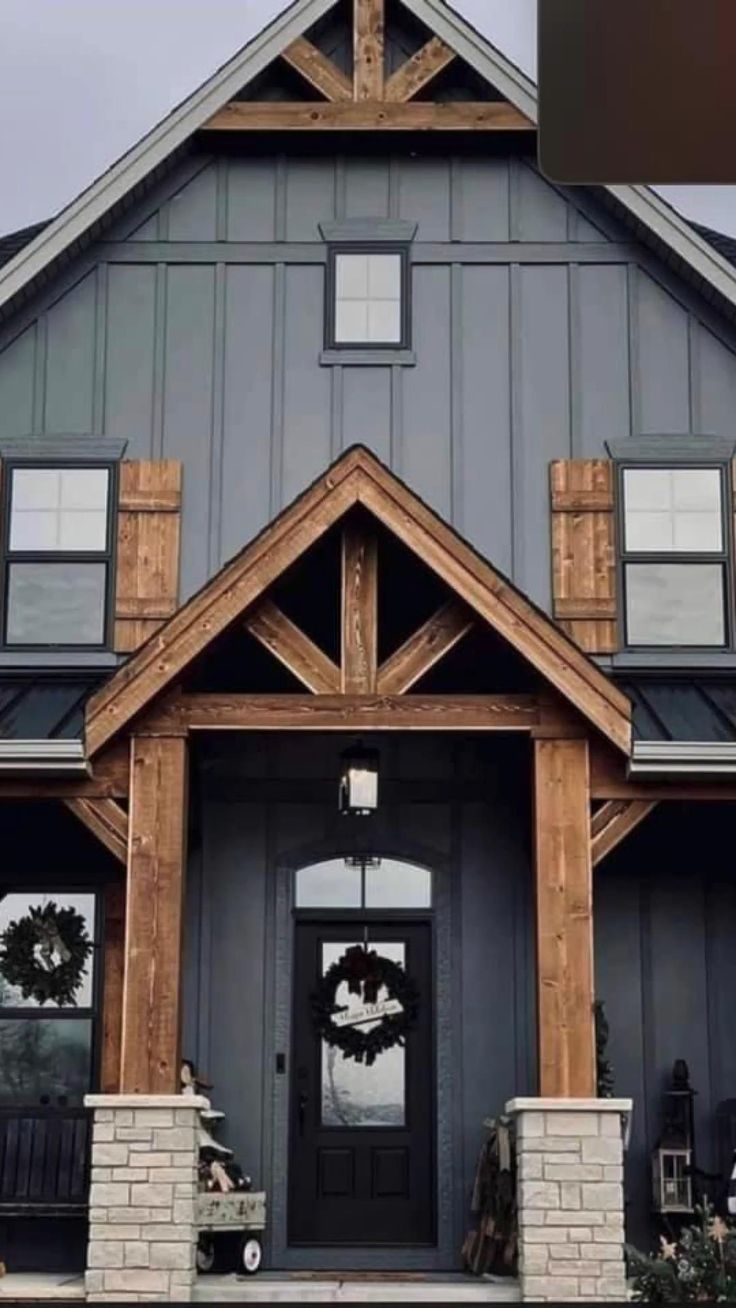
620 677 736 744
0 677 101 741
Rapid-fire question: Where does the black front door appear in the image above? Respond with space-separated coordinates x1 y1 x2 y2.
288 919 435 1246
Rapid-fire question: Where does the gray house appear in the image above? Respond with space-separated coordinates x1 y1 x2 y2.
0 1 735 1302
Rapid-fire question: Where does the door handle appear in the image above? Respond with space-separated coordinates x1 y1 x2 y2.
298 1091 308 1136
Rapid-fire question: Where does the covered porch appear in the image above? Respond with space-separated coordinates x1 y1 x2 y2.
2 449 734 1300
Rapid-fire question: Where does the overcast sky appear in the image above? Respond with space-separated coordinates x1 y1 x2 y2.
2 0 736 238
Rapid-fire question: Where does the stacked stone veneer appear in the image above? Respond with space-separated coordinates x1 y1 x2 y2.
84 1094 208 1303
507 1097 633 1303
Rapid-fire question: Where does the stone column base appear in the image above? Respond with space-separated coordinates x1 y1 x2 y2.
84 1093 209 1303
506 1097 633 1303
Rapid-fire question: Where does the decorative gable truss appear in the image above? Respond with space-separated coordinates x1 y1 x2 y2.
84 446 630 758
202 0 534 133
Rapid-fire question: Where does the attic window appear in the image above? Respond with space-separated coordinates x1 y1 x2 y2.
2 463 115 649
326 247 409 351
620 465 730 648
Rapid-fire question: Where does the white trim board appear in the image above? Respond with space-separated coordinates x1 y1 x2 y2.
2 0 736 321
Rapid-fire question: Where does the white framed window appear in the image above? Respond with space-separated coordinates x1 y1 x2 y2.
327 247 409 349
620 465 729 648
2 463 114 648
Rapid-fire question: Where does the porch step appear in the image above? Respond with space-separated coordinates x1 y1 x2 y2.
194 1273 520 1302
0 1274 84 1301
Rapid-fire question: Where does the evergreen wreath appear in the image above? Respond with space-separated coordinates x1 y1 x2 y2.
311 944 419 1066
0 901 92 1006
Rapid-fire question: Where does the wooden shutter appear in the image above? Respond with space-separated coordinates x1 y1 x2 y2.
550 460 618 655
114 461 182 654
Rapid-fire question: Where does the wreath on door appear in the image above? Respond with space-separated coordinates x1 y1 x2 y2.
0 902 92 1006
311 944 419 1066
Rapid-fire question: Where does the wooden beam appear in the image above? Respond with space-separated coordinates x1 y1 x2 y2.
142 692 542 732
121 736 188 1094
281 35 353 101
385 36 456 101
65 798 128 864
534 737 596 1098
376 601 473 694
342 521 378 694
203 101 533 132
245 598 340 693
591 799 657 866
101 880 125 1094
354 0 384 100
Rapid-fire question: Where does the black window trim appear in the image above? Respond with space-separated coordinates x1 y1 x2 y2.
0 456 119 653
616 458 734 654
324 242 412 354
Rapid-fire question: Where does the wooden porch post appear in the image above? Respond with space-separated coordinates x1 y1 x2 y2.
533 737 596 1098
120 734 189 1094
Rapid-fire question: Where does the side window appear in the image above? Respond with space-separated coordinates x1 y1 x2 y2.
1 463 115 649
326 246 409 350
0 890 99 1106
620 465 729 648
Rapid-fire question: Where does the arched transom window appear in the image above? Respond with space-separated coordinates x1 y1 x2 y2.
295 857 432 910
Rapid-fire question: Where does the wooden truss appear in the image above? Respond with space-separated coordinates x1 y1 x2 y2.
202 0 533 133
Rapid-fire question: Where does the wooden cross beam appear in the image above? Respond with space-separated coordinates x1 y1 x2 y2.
246 598 341 693
282 35 353 101
138 691 547 733
384 35 456 101
65 797 128 864
376 601 473 694
591 798 657 866
204 101 532 132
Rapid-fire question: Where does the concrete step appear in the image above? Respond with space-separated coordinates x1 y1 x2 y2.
0 1274 84 1301
194 1273 521 1303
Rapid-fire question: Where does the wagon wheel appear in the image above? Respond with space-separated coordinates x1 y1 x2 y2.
238 1234 262 1275
196 1234 216 1273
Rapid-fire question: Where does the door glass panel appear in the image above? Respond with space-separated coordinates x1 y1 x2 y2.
364 860 431 908
321 941 406 1128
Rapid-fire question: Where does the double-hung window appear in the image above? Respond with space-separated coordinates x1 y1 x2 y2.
620 464 729 648
1 462 114 649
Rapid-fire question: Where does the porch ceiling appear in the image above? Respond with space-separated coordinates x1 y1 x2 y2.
84 445 631 757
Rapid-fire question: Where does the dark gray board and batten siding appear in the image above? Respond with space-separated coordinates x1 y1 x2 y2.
2 147 736 610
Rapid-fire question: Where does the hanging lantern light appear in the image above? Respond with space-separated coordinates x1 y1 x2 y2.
339 743 379 816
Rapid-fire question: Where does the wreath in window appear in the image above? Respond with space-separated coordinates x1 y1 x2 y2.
0 902 92 1007
311 944 419 1066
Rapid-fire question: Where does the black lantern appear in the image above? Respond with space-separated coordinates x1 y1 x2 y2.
651 1060 696 1214
339 743 379 816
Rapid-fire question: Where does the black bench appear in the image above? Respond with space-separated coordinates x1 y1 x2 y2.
0 1108 91 1217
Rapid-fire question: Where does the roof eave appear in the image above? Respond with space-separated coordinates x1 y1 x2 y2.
0 739 88 775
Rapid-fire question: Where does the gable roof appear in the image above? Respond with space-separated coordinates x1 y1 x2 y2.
85 445 631 758
2 0 736 325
